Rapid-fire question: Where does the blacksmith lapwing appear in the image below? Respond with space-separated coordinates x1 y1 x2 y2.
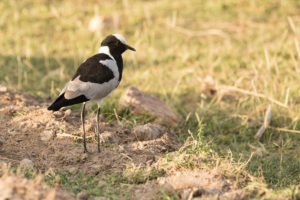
48 34 135 153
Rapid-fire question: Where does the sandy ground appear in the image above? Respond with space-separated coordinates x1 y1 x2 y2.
0 169 75 200
0 87 251 200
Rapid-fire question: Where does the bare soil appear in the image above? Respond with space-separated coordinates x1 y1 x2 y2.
132 170 250 200
0 170 75 200
0 87 180 175
0 87 251 199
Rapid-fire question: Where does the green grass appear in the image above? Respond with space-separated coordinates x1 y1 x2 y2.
1 0 300 199
45 172 126 198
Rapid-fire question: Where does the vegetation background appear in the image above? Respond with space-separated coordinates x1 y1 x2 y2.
0 0 300 199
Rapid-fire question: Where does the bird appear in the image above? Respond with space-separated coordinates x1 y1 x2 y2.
48 34 135 153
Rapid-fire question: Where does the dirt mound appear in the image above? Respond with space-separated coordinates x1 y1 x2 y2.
132 170 249 200
0 167 75 200
0 87 181 175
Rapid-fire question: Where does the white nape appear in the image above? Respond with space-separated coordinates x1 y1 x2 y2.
112 33 127 45
98 46 113 59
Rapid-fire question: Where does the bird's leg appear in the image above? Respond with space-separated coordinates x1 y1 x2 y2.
97 107 101 153
81 102 88 153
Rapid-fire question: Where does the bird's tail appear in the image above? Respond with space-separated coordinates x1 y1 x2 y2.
48 93 89 111
48 93 66 111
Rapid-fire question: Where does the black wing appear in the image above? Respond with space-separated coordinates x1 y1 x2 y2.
72 53 115 84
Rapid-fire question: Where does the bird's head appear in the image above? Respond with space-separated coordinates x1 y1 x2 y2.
100 34 135 55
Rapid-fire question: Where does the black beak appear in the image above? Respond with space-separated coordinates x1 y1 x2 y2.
125 44 136 51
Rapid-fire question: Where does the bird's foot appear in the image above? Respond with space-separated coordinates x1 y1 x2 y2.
83 148 88 153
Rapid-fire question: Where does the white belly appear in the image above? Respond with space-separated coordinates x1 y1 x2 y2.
64 77 119 101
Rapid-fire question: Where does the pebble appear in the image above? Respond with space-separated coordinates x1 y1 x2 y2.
100 131 120 144
53 111 64 117
80 154 88 161
91 197 109 200
122 86 181 125
64 109 72 117
32 123 39 129
76 191 90 200
40 130 53 141
180 188 193 200
207 188 222 195
133 123 166 141
20 158 34 168
97 180 105 188
67 167 78 174
0 86 7 92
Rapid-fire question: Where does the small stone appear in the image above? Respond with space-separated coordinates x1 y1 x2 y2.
53 111 64 117
61 107 67 111
89 164 101 175
64 109 72 117
40 130 53 141
207 188 222 195
180 188 193 200
133 123 166 141
100 131 120 144
97 180 105 188
91 197 109 200
122 86 181 125
20 158 34 168
16 138 22 142
80 154 88 161
19 121 26 128
0 86 7 92
8 129 19 136
32 123 39 129
68 167 78 174
76 191 90 200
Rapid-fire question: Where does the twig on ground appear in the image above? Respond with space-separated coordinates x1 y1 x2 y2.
254 105 272 140
254 126 266 140
56 133 93 140
270 127 300 134
264 105 272 128
219 86 288 108
198 77 288 108
284 87 290 106
56 133 81 139
113 108 122 125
